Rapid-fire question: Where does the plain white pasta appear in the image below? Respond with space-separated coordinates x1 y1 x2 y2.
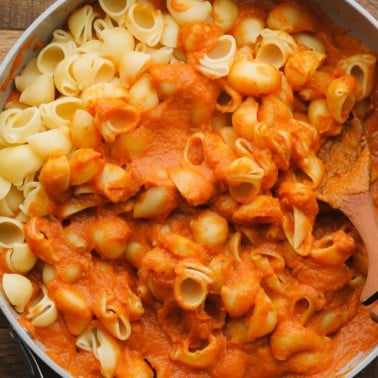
0 177 11 201
119 50 151 87
76 39 103 55
167 0 212 25
26 286 58 327
76 328 121 378
160 14 180 48
37 40 77 74
51 28 75 43
27 128 73 158
76 328 95 352
100 27 135 68
233 17 264 47
135 43 174 65
0 186 24 217
212 0 238 32
93 15 116 39
68 5 99 45
0 108 18 145
54 55 80 96
125 3 164 47
70 53 115 91
198 34 236 79
128 74 159 111
19 74 56 107
2 273 33 313
0 145 43 186
0 216 24 248
255 29 298 68
99 0 135 22
40 96 84 130
0 106 42 144
14 58 41 93
5 242 37 274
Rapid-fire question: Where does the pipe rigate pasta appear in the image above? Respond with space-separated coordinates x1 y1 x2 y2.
36 40 77 74
26 285 58 327
198 34 236 79
99 27 135 67
68 5 99 45
337 54 377 101
76 327 121 378
5 242 37 274
160 14 180 47
98 0 133 21
2 273 33 313
0 106 42 144
19 73 55 106
125 3 164 47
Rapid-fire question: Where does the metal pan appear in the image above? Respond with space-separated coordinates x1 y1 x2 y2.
0 1 377 377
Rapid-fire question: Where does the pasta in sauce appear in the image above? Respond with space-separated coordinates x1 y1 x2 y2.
0 0 377 377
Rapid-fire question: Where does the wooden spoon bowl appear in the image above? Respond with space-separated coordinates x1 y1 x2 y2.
317 117 378 320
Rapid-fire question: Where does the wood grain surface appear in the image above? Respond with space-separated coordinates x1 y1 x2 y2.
0 0 377 377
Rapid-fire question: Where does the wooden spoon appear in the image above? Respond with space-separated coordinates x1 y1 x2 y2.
317 116 378 320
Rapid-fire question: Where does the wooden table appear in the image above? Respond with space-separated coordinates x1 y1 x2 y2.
0 0 378 377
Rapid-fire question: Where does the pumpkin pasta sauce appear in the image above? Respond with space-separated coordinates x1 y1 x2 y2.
110 62 220 181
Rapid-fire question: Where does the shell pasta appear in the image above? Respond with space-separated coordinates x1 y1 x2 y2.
0 1 377 378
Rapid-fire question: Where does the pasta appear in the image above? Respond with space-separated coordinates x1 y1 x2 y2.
167 0 212 25
36 40 77 74
19 73 56 106
2 273 33 313
198 34 236 79
26 285 58 327
0 1 377 378
212 0 238 32
125 3 164 47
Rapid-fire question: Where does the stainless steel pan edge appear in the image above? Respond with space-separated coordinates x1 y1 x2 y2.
0 1 377 377
0 3 87 376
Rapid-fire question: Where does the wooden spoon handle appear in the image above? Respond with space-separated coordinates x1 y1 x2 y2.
338 192 378 303
371 303 378 322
